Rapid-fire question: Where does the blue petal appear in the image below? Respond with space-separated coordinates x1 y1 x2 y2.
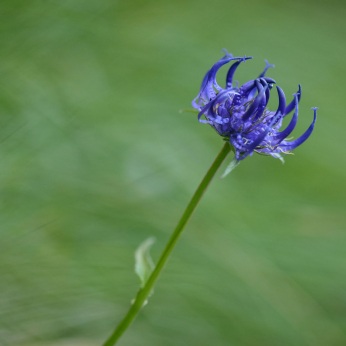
192 69 211 109
258 60 275 78
197 100 213 122
226 56 253 88
198 90 237 122
239 112 282 160
191 96 201 110
279 108 317 151
251 79 269 122
205 56 248 100
240 77 276 96
262 77 276 84
242 83 267 121
200 69 210 93
274 86 286 117
284 84 301 116
259 78 270 107
272 94 298 142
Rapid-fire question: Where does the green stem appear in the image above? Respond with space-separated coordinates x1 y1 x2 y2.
102 142 232 346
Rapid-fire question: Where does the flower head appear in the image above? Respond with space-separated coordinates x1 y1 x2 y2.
192 50 317 161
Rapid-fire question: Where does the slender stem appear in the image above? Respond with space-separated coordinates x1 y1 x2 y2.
102 142 231 346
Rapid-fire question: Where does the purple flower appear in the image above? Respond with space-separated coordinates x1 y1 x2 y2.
192 50 317 161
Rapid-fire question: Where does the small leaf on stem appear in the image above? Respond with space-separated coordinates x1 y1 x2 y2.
135 237 156 288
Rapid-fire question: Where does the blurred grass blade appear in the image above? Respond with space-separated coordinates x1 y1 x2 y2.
221 155 240 178
135 237 156 288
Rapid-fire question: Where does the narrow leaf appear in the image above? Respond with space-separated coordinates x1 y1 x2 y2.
135 237 156 288
221 156 240 178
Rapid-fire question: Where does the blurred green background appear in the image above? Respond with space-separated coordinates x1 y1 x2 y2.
1 0 345 345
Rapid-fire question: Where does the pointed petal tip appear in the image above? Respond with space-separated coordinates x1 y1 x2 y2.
276 85 286 99
310 107 318 121
284 85 302 116
295 85 302 97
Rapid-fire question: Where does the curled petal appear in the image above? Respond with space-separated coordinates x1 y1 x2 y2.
284 84 301 116
262 77 276 84
240 80 256 94
250 79 269 122
226 57 253 88
279 108 317 151
240 77 276 96
242 84 267 121
259 78 270 107
256 79 265 92
212 90 239 113
200 59 231 100
191 96 201 110
272 94 298 142
200 69 210 94
205 56 250 100
274 86 286 117
239 112 282 161
192 69 210 109
197 100 213 122
264 86 286 125
226 60 243 89
198 89 239 123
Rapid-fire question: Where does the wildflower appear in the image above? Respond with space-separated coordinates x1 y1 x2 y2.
192 50 317 161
